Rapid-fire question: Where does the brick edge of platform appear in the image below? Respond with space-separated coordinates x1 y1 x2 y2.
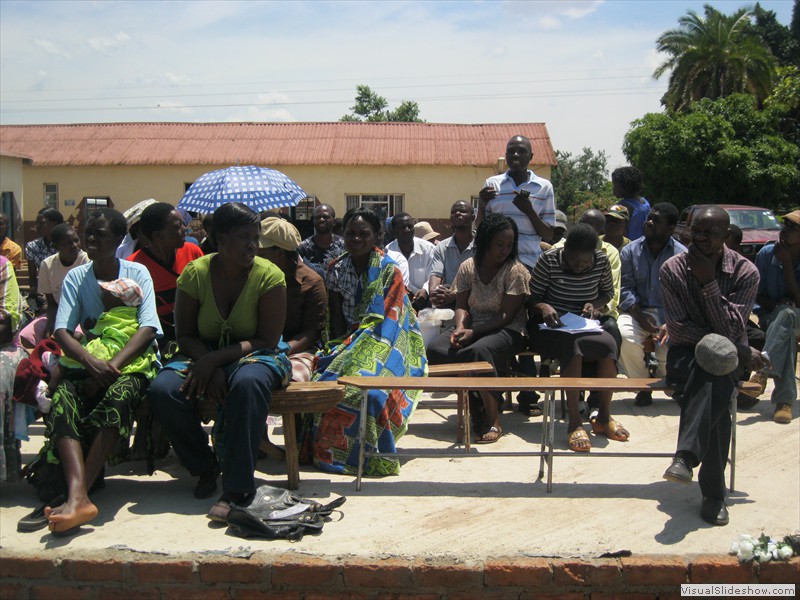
1 551 798 599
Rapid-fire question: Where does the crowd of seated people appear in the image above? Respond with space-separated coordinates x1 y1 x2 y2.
1 141 796 535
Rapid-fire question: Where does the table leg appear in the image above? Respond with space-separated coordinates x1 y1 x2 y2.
462 391 471 453
547 390 555 493
356 389 369 491
729 388 737 492
456 391 465 444
282 412 299 491
538 390 548 480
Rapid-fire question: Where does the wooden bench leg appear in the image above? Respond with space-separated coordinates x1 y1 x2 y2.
282 412 299 491
356 389 369 491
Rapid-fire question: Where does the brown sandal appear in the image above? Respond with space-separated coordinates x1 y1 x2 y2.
476 426 502 444
591 418 629 442
568 427 591 452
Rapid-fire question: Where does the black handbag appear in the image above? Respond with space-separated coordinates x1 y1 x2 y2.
226 484 346 541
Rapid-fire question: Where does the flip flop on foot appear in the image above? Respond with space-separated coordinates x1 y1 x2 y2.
476 426 502 444
568 427 591 452
45 500 98 535
590 418 630 442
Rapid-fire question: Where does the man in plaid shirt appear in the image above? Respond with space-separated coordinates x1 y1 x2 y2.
659 205 759 527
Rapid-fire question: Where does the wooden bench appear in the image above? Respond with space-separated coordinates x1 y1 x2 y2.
427 362 494 377
192 363 489 490
337 375 760 493
199 380 344 490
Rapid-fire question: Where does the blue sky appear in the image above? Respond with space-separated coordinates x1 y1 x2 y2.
0 1 795 168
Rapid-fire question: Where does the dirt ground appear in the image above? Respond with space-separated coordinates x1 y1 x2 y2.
1 383 798 561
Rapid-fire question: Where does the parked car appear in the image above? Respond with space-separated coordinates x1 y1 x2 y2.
674 204 781 259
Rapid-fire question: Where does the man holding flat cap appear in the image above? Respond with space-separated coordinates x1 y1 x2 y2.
660 205 759 526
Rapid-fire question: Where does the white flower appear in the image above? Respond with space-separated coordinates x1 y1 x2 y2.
739 533 754 542
778 545 794 560
738 545 755 561
730 541 740 554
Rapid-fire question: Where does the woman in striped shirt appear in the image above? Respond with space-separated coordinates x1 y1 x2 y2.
528 224 630 452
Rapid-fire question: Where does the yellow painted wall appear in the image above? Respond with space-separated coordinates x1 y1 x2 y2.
0 155 26 239
21 162 553 224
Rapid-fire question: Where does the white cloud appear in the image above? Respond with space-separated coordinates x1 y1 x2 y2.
226 92 296 122
30 71 49 92
155 101 191 114
538 15 562 30
509 0 604 28
87 31 131 52
134 72 155 86
165 72 190 85
33 39 69 58
562 1 604 19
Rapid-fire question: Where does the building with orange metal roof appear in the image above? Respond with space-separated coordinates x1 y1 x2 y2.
0 122 555 242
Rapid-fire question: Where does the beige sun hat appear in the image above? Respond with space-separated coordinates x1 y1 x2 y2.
259 217 301 251
783 210 800 226
414 221 441 242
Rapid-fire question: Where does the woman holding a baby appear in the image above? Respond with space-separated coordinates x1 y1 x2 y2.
34 208 161 535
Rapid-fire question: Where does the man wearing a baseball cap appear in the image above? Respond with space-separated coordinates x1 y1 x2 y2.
744 210 800 424
602 204 631 252
258 217 326 384
540 210 569 251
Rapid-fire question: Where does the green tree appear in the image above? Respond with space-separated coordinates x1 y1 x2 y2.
551 148 615 218
340 85 424 122
654 5 776 112
623 94 799 210
752 2 798 67
766 66 800 132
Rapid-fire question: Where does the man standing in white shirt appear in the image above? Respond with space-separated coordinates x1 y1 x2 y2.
387 213 436 311
477 135 555 271
478 135 556 414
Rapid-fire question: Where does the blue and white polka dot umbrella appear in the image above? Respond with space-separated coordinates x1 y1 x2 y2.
177 165 307 214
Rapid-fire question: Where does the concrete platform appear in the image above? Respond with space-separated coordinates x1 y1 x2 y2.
1 383 797 563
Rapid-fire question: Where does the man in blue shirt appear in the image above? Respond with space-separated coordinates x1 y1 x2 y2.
741 210 800 424
618 202 686 406
612 167 650 241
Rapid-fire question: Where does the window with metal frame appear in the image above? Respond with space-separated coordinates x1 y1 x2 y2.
44 183 58 209
344 194 404 221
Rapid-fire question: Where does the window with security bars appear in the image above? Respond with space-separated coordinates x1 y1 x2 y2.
345 194 404 221
83 196 111 210
44 183 58 209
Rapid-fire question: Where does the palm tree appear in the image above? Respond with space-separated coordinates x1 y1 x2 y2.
654 5 777 112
